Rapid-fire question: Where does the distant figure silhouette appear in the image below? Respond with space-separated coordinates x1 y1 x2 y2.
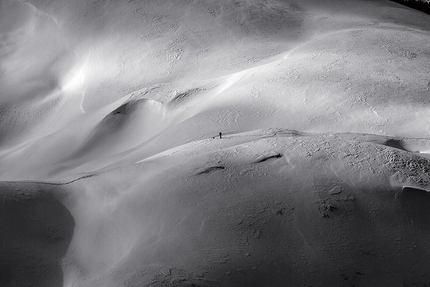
219 132 222 139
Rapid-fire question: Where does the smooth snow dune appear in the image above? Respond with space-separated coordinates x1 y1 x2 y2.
46 130 430 286
60 98 165 172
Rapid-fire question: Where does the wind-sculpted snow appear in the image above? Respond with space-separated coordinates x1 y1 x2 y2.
1 0 430 286
1 0 430 180
3 130 430 286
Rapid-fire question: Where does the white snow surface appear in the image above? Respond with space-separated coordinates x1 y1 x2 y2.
1 0 430 286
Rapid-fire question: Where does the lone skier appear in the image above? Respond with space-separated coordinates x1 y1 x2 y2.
219 132 222 139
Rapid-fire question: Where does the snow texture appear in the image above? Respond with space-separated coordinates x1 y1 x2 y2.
1 0 430 286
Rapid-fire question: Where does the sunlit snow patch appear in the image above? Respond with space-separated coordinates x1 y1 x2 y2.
60 59 90 113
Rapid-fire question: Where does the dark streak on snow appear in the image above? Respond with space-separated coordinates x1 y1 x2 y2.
195 166 225 175
255 153 283 163
0 173 100 187
384 139 407 151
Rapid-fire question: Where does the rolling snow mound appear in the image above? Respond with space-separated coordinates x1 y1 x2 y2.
1 0 430 286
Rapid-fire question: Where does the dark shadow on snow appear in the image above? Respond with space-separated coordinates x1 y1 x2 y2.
401 186 430 231
0 187 75 287
195 166 225 175
384 139 407 151
390 0 430 15
255 153 283 163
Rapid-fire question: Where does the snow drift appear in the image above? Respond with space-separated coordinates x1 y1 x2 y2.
1 0 430 286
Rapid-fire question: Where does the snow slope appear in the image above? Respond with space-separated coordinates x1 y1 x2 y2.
1 0 430 286
0 0 430 180
3 130 430 286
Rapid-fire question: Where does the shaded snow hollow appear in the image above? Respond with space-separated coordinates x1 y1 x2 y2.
1 0 430 286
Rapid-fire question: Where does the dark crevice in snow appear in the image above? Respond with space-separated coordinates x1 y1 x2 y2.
255 153 283 163
195 166 225 175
